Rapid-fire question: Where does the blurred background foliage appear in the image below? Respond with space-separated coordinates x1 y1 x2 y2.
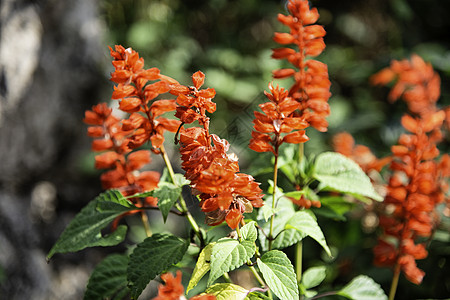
95 0 450 298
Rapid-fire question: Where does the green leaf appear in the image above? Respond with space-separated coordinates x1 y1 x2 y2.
247 292 271 300
314 196 355 221
205 283 248 300
187 243 214 294
240 221 257 242
47 190 136 260
337 275 387 300
257 250 299 300
155 182 182 222
313 152 383 201
127 233 189 299
258 196 304 251
261 205 280 222
301 266 327 289
173 173 190 186
285 211 332 257
126 190 154 199
84 254 129 300
208 237 256 286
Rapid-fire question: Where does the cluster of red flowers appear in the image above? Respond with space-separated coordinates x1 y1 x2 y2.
84 103 159 205
271 0 331 132
370 54 440 117
249 83 309 154
109 45 180 152
370 55 450 285
84 46 187 225
153 271 215 300
174 71 264 229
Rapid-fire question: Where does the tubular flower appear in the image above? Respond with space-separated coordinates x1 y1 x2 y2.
177 72 264 229
109 45 181 152
249 83 309 154
272 0 331 132
374 110 449 285
371 55 450 285
84 103 159 225
153 271 216 300
170 71 216 126
370 54 441 117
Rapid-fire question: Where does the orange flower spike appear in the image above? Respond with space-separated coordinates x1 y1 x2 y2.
371 54 441 116
250 83 309 153
272 0 331 132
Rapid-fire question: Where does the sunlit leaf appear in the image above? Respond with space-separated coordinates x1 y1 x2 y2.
285 211 332 257
313 152 383 201
257 250 298 300
187 243 214 294
337 275 388 300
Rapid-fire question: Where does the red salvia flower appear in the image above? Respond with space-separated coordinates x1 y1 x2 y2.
371 55 450 285
153 271 216 300
109 45 181 152
249 83 309 154
272 0 331 132
84 103 160 228
370 54 441 117
176 72 264 229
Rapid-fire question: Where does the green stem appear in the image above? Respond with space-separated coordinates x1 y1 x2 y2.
140 211 152 237
389 263 401 300
268 151 279 251
296 142 305 286
296 241 303 283
159 144 201 236
222 272 232 283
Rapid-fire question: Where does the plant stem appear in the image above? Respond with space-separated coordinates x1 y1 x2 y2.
389 263 401 300
159 144 201 237
140 210 152 237
296 240 303 283
296 142 305 285
268 151 279 251
249 265 266 289
222 272 232 283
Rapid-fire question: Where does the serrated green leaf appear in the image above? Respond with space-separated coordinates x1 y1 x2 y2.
155 182 182 222
126 190 154 198
98 189 134 207
247 292 271 300
313 152 383 201
208 238 255 286
127 233 189 299
257 250 298 300
187 243 214 294
173 173 190 186
240 221 257 242
205 283 248 300
302 266 327 289
261 205 280 222
337 275 387 300
47 190 136 260
259 196 304 251
84 254 129 300
286 211 332 257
